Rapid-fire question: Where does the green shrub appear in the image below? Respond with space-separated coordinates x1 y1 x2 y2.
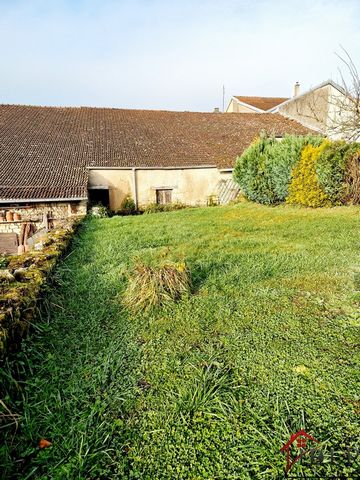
233 134 274 204
233 134 323 205
287 141 331 207
267 135 323 201
90 204 110 218
118 196 136 215
207 195 219 206
316 141 349 204
142 202 188 214
0 255 9 269
123 260 191 311
343 143 360 204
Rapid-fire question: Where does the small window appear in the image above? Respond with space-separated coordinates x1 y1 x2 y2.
70 203 78 214
156 189 172 205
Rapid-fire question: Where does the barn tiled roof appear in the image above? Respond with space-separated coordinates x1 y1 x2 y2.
0 104 311 201
234 96 289 111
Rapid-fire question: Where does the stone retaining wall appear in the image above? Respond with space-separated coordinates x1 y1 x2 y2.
0 220 81 358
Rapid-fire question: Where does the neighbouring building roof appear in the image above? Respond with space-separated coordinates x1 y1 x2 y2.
234 96 289 112
0 104 311 202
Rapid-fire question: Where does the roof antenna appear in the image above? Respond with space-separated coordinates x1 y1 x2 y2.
222 85 225 113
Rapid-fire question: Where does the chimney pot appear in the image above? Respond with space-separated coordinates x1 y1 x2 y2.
213 107 220 113
294 82 300 97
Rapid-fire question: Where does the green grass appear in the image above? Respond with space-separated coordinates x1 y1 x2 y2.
1 203 359 479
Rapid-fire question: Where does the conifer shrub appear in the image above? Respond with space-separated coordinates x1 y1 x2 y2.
233 134 323 205
343 143 360 204
287 141 331 207
267 135 323 201
233 134 276 204
316 141 349 204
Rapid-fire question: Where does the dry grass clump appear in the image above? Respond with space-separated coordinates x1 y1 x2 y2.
124 260 191 311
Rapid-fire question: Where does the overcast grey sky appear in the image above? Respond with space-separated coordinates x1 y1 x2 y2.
0 0 359 111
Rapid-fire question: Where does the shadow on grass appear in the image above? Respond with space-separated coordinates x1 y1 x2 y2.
0 217 142 479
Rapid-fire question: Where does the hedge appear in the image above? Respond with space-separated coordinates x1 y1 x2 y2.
233 134 323 205
234 134 360 207
343 143 360 204
316 141 350 204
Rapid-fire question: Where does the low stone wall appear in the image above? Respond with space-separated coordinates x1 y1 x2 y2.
0 220 42 235
0 220 81 358
0 201 87 236
1 200 87 221
0 201 87 254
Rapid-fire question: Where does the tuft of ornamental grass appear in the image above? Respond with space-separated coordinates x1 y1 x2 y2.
123 260 191 311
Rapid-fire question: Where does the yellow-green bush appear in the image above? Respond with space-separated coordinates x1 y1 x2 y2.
287 141 331 207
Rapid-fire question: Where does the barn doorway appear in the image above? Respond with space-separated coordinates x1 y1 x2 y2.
88 187 110 207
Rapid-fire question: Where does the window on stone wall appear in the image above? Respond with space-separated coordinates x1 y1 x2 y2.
70 203 78 214
156 189 172 205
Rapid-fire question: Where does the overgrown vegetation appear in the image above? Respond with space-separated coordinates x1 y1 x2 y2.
234 134 360 207
124 259 191 311
90 204 110 218
1 205 359 478
117 196 136 215
142 201 188 213
0 222 78 357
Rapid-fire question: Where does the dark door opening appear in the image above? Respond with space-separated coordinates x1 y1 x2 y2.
88 188 110 207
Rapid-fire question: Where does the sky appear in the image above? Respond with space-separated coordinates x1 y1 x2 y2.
0 0 359 111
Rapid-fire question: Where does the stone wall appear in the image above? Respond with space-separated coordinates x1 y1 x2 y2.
0 200 87 236
0 221 41 235
1 200 87 221
0 220 81 358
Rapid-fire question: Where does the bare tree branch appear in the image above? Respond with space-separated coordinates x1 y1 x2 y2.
327 47 360 140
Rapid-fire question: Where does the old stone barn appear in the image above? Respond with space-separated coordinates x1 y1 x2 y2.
0 104 310 252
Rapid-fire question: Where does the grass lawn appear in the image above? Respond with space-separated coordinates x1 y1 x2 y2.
1 203 359 479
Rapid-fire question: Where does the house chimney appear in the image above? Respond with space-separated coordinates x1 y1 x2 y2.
213 107 220 113
293 82 300 97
